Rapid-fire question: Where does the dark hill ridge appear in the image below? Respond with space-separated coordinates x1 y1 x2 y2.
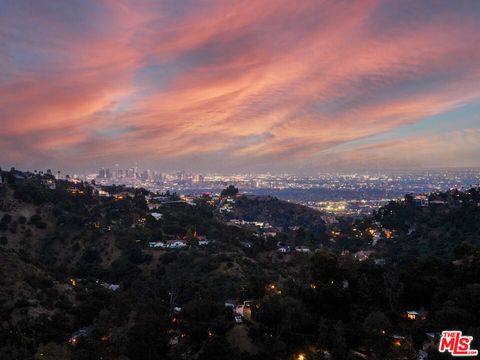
370 188 480 259
224 194 326 234
0 248 76 359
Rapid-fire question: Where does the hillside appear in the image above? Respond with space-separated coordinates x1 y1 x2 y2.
1 169 480 360
0 248 76 359
220 194 326 234
337 188 480 260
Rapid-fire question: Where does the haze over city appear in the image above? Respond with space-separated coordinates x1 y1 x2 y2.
2 0 480 173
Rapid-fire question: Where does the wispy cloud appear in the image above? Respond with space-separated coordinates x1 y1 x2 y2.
1 0 479 172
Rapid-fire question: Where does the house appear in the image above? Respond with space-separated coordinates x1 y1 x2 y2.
194 235 210 246
169 335 179 346
150 212 163 221
263 232 277 238
392 335 405 347
93 188 110 197
414 195 429 207
240 241 253 248
101 283 120 291
429 199 447 206
277 246 291 254
149 241 167 248
14 174 26 183
235 302 252 320
69 326 94 345
406 311 419 320
351 350 368 359
166 240 187 249
295 246 310 253
219 204 233 213
228 219 242 226
403 309 428 321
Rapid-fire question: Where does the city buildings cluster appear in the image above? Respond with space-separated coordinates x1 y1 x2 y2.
75 167 480 216
95 167 204 185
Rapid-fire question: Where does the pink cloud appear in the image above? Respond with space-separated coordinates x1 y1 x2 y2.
1 0 480 171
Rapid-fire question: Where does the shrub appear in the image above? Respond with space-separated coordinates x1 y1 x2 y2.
35 221 48 229
1 214 12 224
30 214 42 224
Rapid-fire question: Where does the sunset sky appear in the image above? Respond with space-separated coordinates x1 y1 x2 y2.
1 0 480 173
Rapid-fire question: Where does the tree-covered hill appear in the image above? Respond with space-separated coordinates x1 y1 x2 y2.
1 168 480 360
365 188 480 259
224 194 326 234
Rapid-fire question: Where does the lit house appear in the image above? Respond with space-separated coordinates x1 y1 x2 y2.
392 334 405 347
402 309 428 321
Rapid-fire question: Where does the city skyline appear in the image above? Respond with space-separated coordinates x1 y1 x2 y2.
2 1 480 173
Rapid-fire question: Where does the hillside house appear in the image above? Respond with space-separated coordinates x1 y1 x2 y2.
69 326 94 346
166 240 187 249
414 195 429 207
392 335 405 347
295 246 310 253
150 212 163 220
403 309 428 321
149 241 167 248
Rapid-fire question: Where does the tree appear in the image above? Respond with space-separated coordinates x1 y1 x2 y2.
383 270 402 313
295 227 306 246
34 342 71 359
198 336 235 360
332 321 348 360
317 317 329 349
221 185 239 197
363 311 391 358
126 303 170 360
387 337 416 360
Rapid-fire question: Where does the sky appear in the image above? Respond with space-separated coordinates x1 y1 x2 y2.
1 0 480 174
